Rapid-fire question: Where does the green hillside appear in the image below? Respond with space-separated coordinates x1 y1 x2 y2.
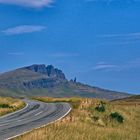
0 64 131 100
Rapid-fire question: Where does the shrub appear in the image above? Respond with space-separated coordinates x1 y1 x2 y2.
95 103 105 112
110 112 124 123
0 104 12 108
92 116 99 121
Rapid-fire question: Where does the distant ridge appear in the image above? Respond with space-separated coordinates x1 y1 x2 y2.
0 64 131 99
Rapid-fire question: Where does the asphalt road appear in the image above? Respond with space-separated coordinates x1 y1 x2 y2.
0 99 71 140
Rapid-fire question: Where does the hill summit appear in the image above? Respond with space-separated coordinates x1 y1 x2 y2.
0 64 130 99
0 64 67 89
25 64 66 80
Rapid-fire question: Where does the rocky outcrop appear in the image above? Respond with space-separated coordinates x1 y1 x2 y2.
20 64 67 89
25 64 47 74
0 64 67 89
24 64 66 80
23 78 65 89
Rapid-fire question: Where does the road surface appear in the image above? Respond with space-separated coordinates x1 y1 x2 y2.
0 100 71 140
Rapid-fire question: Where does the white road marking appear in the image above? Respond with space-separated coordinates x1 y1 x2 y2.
6 105 72 140
0 103 29 119
35 111 43 116
0 124 7 127
0 103 29 128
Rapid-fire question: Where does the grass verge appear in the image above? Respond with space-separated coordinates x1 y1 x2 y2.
0 96 25 116
14 97 140 140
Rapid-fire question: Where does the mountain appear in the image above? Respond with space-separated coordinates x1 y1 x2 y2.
112 95 140 102
0 65 66 89
0 64 131 99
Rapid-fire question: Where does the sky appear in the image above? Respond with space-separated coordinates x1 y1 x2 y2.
0 0 140 94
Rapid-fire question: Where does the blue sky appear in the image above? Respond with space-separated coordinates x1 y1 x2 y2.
0 0 140 94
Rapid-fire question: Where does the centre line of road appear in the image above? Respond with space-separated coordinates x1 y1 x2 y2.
0 103 29 119
35 111 43 116
6 104 72 140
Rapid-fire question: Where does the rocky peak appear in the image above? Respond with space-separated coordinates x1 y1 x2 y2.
24 64 66 80
25 64 47 74
46 65 55 76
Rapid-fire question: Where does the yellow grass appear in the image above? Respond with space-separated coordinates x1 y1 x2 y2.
14 97 140 140
0 96 25 116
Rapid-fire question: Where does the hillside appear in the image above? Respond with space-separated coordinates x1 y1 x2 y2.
0 64 131 100
112 95 140 105
13 97 140 140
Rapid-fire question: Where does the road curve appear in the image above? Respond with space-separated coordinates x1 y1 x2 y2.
0 99 71 140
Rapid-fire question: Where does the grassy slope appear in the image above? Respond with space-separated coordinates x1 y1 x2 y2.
0 83 130 100
0 96 25 116
14 96 140 140
0 69 47 88
0 68 130 100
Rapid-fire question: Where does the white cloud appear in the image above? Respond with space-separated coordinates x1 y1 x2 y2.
48 52 80 57
2 25 46 35
92 59 140 72
0 0 53 8
97 32 140 38
92 64 118 70
85 0 140 5
96 32 140 47
8 52 24 56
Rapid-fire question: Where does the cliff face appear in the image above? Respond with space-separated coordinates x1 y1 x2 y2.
0 64 67 89
24 64 66 80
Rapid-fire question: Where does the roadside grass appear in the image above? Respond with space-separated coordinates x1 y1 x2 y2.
32 97 82 109
14 97 140 140
0 96 25 116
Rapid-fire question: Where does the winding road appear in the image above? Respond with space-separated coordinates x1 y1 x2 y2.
0 99 71 140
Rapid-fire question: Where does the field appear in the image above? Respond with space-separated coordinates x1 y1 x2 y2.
0 96 25 116
14 96 140 140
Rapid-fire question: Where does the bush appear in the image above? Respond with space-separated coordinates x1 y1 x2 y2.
0 104 12 108
95 103 105 112
92 116 99 121
110 112 124 123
